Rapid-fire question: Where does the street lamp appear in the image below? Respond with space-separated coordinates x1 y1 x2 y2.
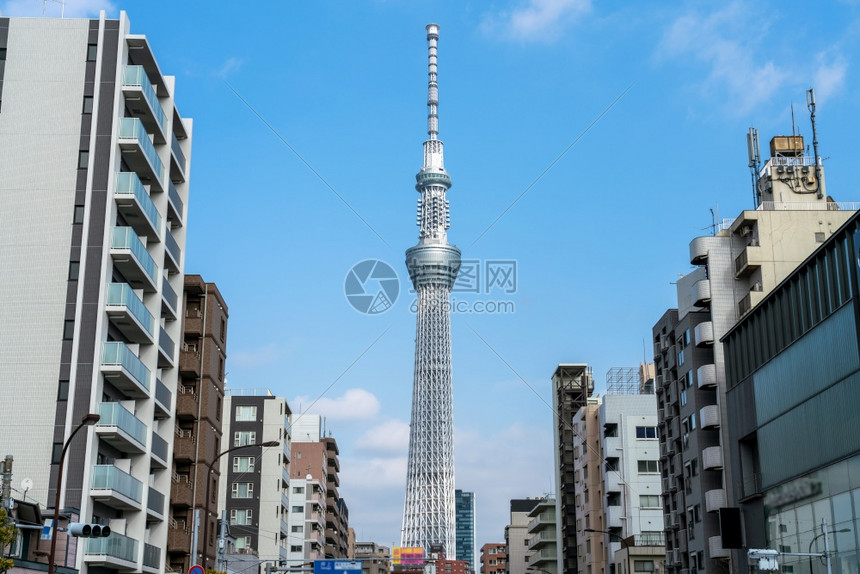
201 440 279 570
808 527 850 574
585 528 631 574
48 412 100 574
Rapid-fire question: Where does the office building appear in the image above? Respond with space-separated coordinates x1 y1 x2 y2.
551 364 594 574
724 211 860 572
525 497 558 574
505 499 539 574
218 390 292 564
653 130 856 574
455 490 476 571
0 10 190 574
479 543 506 574
167 276 228 571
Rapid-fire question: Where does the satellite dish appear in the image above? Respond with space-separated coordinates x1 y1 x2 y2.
21 478 33 492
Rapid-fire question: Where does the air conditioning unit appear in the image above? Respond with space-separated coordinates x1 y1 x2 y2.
740 225 752 237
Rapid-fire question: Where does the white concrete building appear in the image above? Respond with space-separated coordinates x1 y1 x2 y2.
0 10 191 574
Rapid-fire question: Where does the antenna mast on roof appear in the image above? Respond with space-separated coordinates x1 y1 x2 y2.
747 128 761 208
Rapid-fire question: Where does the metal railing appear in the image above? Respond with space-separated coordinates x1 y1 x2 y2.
106 283 155 337
758 201 860 211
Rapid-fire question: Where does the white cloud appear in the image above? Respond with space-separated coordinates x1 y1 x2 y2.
482 0 591 42
215 57 243 79
292 388 380 421
355 419 410 453
0 0 114 18
229 343 283 368
812 51 847 103
341 455 407 490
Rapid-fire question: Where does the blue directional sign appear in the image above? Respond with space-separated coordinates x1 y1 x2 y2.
314 560 361 574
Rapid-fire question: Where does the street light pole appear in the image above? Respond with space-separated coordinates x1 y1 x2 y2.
47 412 100 574
585 528 631 574
201 441 278 570
807 522 849 574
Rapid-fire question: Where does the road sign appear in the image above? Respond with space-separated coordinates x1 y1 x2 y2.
313 560 361 574
189 564 205 574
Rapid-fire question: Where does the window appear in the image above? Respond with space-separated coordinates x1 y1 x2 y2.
73 205 85 224
231 482 253 498
293 486 304 494
291 525 303 533
685 370 693 388
607 492 621 506
63 320 75 340
234 431 256 447
291 545 302 552
640 495 661 508
82 96 93 114
233 456 255 473
634 560 655 572
678 348 685 366
235 536 251 550
87 44 97 61
230 509 252 525
68 261 79 281
78 150 89 169
220 318 226 341
635 426 658 439
51 442 62 464
638 460 659 473
684 329 691 345
292 506 302 513
0 48 6 60
235 405 257 421
680 387 687 406
605 457 619 472
604 423 618 438
218 356 225 381
57 380 69 401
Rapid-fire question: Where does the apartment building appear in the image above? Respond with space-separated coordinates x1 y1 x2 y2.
353 541 390 574
218 391 292 564
525 497 558 574
653 133 856 574
479 543 506 574
505 499 539 574
286 473 326 564
0 11 190 574
455 490 476 571
167 276 228 571
551 364 594 574
572 397 602 574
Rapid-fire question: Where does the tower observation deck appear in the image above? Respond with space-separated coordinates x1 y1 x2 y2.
401 23 461 556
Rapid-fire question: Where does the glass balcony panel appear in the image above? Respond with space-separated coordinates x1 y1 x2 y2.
171 132 187 179
164 230 181 273
86 532 139 564
154 377 171 418
147 487 165 516
122 66 167 140
110 227 159 292
106 283 155 342
114 172 162 241
161 277 178 320
166 180 184 226
151 431 168 468
143 542 161 569
96 402 147 452
91 464 143 508
118 117 165 188
101 341 151 397
158 326 175 368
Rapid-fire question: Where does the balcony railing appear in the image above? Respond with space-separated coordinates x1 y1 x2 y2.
171 132 187 177
758 200 860 211
91 464 143 504
158 325 175 367
118 117 165 186
97 402 147 449
106 282 155 341
161 276 178 320
111 226 158 291
167 180 184 224
164 230 181 273
151 431 168 466
147 486 165 515
86 532 138 564
143 542 161 570
115 171 161 241
101 341 151 396
154 377 171 418
123 65 167 138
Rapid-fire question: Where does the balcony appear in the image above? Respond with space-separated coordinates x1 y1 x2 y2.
84 532 139 570
122 66 167 143
709 536 731 559
110 227 159 293
158 325 176 368
105 283 155 344
143 542 161 573
118 117 165 191
739 290 765 316
700 405 721 429
697 363 717 389
164 230 181 274
693 278 711 307
175 386 199 420
151 431 168 469
664 513 678 531
705 488 726 513
694 321 714 346
90 464 143 510
703 446 723 470
167 180 184 226
280 518 289 537
115 172 161 241
167 521 191 554
689 236 710 265
95 402 147 453
171 474 193 508
161 276 178 321
170 132 187 182
101 342 151 398
146 486 165 521
173 430 195 463
154 378 171 419
735 245 762 278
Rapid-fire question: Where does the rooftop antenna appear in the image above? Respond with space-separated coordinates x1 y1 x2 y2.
747 127 761 207
709 208 716 236
806 88 823 199
791 103 796 137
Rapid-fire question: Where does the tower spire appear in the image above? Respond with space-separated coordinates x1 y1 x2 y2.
426 23 440 142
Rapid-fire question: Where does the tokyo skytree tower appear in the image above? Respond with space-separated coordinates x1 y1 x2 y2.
401 23 461 556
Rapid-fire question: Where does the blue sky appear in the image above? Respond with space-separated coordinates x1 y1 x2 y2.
4 0 860 554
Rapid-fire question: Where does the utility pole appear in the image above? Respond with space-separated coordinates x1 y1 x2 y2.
191 509 200 566
0 456 12 510
215 510 227 572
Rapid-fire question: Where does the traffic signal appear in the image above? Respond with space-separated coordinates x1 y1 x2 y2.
68 523 111 537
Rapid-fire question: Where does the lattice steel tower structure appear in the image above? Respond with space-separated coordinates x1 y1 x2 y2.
401 23 461 556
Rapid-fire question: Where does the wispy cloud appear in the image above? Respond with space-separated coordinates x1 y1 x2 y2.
215 56 243 79
481 0 591 42
813 51 847 103
0 0 114 17
292 388 381 421
355 419 410 453
229 343 285 368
